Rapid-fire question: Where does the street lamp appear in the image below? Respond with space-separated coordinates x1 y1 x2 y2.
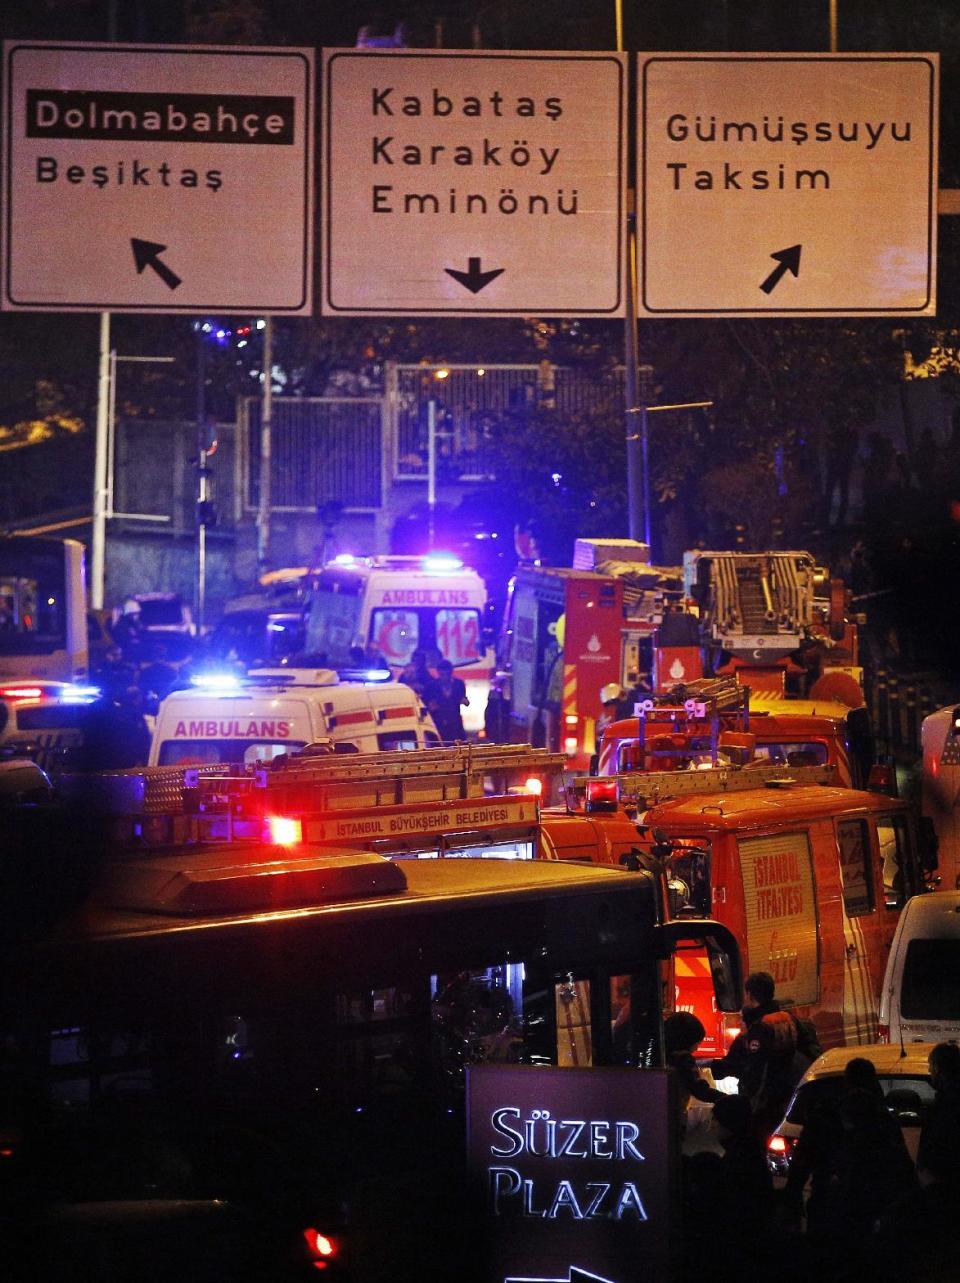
627 390 714 553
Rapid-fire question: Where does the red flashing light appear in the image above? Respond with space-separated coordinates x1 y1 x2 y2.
0 685 43 701
767 1135 788 1154
267 815 302 847
303 1229 337 1265
585 778 618 812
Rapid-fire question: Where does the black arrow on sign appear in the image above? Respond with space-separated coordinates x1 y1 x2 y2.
131 238 182 291
444 256 504 294
759 244 802 295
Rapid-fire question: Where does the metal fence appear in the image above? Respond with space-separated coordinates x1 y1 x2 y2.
235 362 625 511
112 418 237 534
240 397 386 515
388 362 625 481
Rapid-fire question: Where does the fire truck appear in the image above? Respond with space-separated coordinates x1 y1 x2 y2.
488 538 682 768
559 757 924 1057
680 549 862 698
490 543 862 772
595 676 875 789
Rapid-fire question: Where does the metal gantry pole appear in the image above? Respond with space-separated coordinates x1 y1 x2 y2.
427 397 437 549
91 311 111 610
257 317 274 572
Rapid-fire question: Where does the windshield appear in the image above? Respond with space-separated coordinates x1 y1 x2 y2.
137 599 185 628
901 939 960 1020
786 1074 935 1125
0 545 66 655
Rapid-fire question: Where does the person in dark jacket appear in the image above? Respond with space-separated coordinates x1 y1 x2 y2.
710 971 810 1135
664 1012 723 1132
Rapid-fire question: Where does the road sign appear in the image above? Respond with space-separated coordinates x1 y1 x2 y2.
638 53 939 317
321 49 626 317
2 41 314 313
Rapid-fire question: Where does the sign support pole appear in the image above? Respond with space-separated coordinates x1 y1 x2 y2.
427 398 437 549
257 317 273 572
90 310 111 610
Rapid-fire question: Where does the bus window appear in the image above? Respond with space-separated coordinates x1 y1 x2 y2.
877 814 910 909
0 550 65 650
838 818 874 916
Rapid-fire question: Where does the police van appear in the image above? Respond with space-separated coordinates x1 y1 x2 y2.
148 669 438 766
0 679 100 772
304 553 493 732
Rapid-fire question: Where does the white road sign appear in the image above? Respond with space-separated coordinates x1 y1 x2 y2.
2 41 314 313
321 49 626 317
638 53 939 317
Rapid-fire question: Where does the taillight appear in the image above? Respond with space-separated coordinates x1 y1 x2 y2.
0 685 43 702
878 1023 890 1043
585 778 618 813
766 1132 796 1177
303 1228 338 1271
563 735 579 756
267 815 302 846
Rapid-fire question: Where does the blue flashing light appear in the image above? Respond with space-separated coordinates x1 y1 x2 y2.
338 667 391 684
61 684 100 704
267 622 287 632
332 553 356 566
423 553 463 573
190 672 242 691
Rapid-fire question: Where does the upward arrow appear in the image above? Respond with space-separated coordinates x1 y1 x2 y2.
131 238 182 291
759 244 802 295
444 256 504 294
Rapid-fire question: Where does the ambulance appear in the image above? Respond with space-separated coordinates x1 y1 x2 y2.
303 554 493 732
148 669 438 766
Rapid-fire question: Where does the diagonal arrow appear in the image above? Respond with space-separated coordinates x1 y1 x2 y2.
759 243 802 295
131 238 182 291
505 1267 617 1283
444 256 504 294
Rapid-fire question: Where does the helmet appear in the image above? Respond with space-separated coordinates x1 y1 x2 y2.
600 682 623 706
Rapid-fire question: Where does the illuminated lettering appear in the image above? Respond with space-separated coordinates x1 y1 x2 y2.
488 1169 648 1220
487 1108 645 1162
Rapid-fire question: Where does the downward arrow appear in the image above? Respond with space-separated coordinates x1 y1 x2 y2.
131 238 182 290
759 244 802 295
444 256 504 294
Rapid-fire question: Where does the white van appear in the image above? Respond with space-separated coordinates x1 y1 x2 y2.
879 891 960 1046
149 670 439 767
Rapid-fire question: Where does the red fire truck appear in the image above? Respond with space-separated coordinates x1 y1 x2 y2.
557 761 923 1057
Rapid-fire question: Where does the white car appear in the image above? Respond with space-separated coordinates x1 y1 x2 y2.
766 1042 936 1186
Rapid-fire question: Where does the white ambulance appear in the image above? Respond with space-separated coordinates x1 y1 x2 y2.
148 670 439 767
303 554 493 732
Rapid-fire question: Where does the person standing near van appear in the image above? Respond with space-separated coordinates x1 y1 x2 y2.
425 660 469 743
917 1041 960 1188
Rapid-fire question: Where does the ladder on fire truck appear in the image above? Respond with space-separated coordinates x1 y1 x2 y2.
65 743 567 848
577 760 836 816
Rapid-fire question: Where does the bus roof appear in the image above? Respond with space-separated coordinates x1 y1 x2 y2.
644 783 908 833
60 852 653 941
